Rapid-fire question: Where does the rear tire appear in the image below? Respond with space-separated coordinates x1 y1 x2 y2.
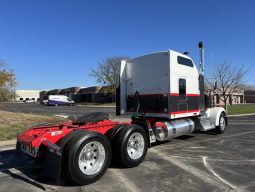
58 130 88 176
64 131 111 185
215 113 226 134
112 124 148 168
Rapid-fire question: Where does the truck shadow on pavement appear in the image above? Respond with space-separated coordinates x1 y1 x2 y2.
0 148 84 188
0 148 47 190
0 148 125 188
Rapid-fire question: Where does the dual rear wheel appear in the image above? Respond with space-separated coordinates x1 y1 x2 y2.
62 131 111 185
62 124 148 185
112 124 149 167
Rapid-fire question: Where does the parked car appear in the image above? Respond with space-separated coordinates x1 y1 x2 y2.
23 99 36 103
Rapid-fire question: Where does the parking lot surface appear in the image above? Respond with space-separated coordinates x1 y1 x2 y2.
0 102 116 117
0 103 255 191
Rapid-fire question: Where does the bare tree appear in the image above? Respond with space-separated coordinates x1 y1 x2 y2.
90 56 130 93
211 60 247 110
0 60 17 102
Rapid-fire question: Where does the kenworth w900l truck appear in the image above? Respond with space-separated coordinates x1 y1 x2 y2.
16 42 227 185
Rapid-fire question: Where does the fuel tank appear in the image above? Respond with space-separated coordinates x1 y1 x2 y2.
152 118 195 141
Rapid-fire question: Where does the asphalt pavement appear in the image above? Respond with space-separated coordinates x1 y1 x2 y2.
0 103 255 191
0 102 117 117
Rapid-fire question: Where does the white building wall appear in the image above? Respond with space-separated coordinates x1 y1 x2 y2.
15 90 41 101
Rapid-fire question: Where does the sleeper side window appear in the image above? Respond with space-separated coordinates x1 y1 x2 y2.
177 56 194 67
179 78 186 96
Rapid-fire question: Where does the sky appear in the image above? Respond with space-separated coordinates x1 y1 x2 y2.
0 0 254 90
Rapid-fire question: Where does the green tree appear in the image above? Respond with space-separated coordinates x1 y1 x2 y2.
0 60 17 102
90 56 130 94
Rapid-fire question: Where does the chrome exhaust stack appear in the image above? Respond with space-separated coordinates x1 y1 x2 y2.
198 41 204 75
198 41 206 114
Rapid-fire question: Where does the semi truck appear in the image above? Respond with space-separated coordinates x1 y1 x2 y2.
16 42 227 185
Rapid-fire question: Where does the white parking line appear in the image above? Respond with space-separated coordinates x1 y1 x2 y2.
224 131 255 138
171 155 255 164
109 169 142 192
229 122 255 125
55 114 69 118
0 166 30 178
202 156 246 192
150 148 231 191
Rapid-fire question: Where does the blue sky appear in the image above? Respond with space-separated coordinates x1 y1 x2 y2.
0 0 254 90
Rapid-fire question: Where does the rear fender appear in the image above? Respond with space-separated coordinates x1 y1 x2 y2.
41 132 89 184
20 131 84 185
57 129 88 148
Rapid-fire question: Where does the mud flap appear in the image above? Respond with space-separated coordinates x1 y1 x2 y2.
15 142 34 163
15 142 24 158
42 149 62 185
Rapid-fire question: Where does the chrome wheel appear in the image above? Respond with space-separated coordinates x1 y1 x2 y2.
219 116 226 131
78 141 106 175
127 133 145 160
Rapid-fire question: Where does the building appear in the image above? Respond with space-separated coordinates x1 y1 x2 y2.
39 86 115 103
215 91 244 105
47 89 62 95
244 90 255 103
59 87 81 98
74 86 101 103
205 88 244 106
15 90 41 102
74 86 114 103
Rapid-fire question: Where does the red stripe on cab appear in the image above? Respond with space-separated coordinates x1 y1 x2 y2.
170 93 200 97
171 109 200 115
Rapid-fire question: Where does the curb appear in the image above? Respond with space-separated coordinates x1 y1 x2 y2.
0 139 17 147
228 113 255 117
